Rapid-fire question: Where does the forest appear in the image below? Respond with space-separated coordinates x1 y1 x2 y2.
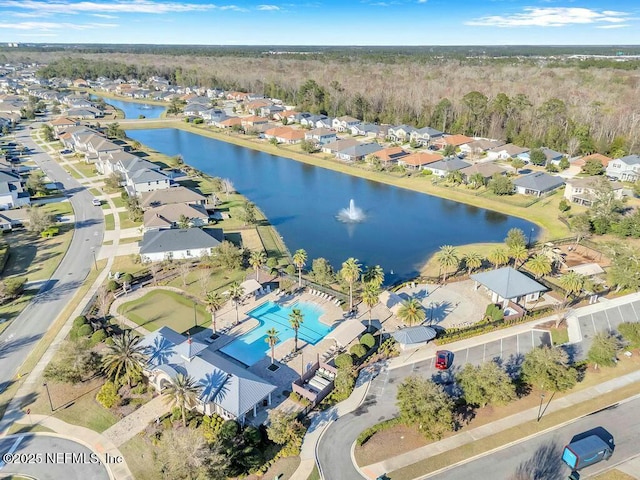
5 46 639 155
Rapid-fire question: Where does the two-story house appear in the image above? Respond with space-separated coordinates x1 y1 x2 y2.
606 155 640 181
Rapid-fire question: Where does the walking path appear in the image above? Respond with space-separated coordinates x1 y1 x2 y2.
102 396 167 447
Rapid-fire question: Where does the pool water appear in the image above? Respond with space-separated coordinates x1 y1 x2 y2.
219 301 331 366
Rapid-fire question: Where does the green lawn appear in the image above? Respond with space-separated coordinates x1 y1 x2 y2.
111 196 126 209
120 436 162 480
117 289 211 334
118 211 142 230
89 188 102 197
104 213 115 231
71 161 99 178
164 265 246 299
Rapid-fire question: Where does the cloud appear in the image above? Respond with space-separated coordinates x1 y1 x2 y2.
0 21 118 30
466 7 631 28
417 0 427 3
257 4 280 10
597 24 630 29
90 13 118 19
0 0 228 15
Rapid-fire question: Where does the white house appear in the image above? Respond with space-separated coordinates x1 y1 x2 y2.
606 155 640 182
0 170 30 209
139 228 223 262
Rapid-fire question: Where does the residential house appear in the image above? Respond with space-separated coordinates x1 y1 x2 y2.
50 117 78 136
540 147 565 165
66 107 102 119
564 177 625 207
434 134 473 150
471 267 547 308
370 146 409 167
606 155 640 181
486 143 530 161
332 115 360 132
0 169 30 209
143 203 209 230
140 186 207 209
125 168 172 197
139 227 224 262
321 138 360 155
574 153 612 169
387 125 416 143
459 163 507 183
300 114 327 128
336 143 382 163
273 111 299 123
315 117 334 130
241 115 269 128
85 136 121 164
513 172 565 196
459 139 505 157
245 99 272 115
305 128 337 145
139 326 276 424
215 117 242 129
428 157 471 177
409 126 444 147
350 123 380 139
398 152 443 170
201 109 227 123
264 126 305 144
183 103 209 116
96 150 140 176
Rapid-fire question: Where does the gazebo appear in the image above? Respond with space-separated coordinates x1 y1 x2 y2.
327 320 367 348
471 267 546 308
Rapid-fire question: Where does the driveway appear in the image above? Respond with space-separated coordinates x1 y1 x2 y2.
0 123 105 395
0 433 109 480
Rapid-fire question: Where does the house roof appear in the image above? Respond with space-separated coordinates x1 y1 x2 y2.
327 320 366 348
119 157 159 173
139 228 223 254
140 186 206 208
338 142 382 158
428 157 471 172
541 147 565 160
566 176 622 191
219 117 242 127
50 116 76 126
140 327 276 418
614 155 640 166
400 152 443 166
414 126 443 137
513 172 565 192
322 138 360 152
441 134 473 146
391 326 437 345
471 267 547 299
129 168 169 184
143 203 208 228
464 139 505 151
574 153 612 167
307 128 335 136
373 146 408 162
489 143 529 156
459 162 506 177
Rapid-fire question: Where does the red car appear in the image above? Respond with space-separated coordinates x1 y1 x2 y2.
435 350 453 370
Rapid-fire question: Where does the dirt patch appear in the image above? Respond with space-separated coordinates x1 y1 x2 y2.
557 244 609 269
239 455 301 480
355 424 428 466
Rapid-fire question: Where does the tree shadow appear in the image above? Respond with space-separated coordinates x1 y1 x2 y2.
511 441 564 480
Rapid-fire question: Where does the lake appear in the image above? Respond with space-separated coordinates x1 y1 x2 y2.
127 128 537 283
92 95 166 119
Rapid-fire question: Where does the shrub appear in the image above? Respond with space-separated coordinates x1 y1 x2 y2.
360 333 375 349
96 381 120 409
73 315 88 328
350 343 367 358
131 383 147 395
90 329 107 346
285 264 296 275
107 280 119 292
619 322 640 349
485 304 504 322
334 353 353 369
201 414 224 443
193 117 204 124
105 337 115 346
558 199 571 212
76 324 93 337
357 418 402 446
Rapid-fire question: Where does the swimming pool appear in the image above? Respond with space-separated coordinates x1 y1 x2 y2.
219 301 332 366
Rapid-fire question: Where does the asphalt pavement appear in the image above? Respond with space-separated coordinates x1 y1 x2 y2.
0 433 110 480
0 123 104 398
433 394 640 480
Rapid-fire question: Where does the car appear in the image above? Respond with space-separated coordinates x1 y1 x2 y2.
59 149 72 155
91 198 101 206
435 350 453 370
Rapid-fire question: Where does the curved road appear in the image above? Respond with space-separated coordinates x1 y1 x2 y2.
0 433 110 479
0 123 104 396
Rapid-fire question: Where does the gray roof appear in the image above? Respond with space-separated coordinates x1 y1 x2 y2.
140 186 206 208
140 327 276 417
338 142 382 158
0 169 21 183
541 147 564 161
140 228 223 254
391 326 437 345
129 168 170 183
120 157 160 173
471 267 546 299
616 155 640 166
414 126 443 137
428 158 471 172
513 172 565 192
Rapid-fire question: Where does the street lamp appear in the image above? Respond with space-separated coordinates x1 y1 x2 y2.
90 247 98 270
537 393 545 422
43 383 54 412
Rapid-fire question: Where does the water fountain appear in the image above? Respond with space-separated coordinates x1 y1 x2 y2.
337 199 366 223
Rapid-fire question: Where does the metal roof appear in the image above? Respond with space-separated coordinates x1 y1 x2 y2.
471 267 546 299
391 325 437 345
327 320 366 348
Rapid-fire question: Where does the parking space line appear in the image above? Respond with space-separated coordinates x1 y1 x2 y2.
500 338 503 358
466 348 469 364
517 334 519 354
483 343 486 363
531 330 534 347
605 309 613 332
591 314 598 335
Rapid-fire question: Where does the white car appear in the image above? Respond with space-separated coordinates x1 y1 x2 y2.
91 198 101 206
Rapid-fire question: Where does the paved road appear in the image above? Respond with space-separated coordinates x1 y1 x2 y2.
0 433 109 479
0 123 104 398
435 395 640 479
317 329 552 480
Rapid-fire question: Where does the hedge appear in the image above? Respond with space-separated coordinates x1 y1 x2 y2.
357 417 402 446
360 333 375 349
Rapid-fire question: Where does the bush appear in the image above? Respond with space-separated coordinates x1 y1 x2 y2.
357 418 402 446
285 264 296 275
105 337 115 346
619 322 640 349
485 304 504 322
350 343 367 358
193 117 204 124
558 199 571 212
90 329 107 346
96 381 120 409
76 324 93 337
107 280 119 292
334 353 353 369
73 315 88 328
131 383 147 395
201 414 224 443
360 333 375 349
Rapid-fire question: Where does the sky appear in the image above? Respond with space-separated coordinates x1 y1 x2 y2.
0 0 638 46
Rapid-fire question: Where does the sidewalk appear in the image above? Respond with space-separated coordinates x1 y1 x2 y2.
360 369 640 478
102 396 167 447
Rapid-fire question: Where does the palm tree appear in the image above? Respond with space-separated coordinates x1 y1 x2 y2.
436 245 459 283
397 298 426 326
227 281 245 325
162 373 201 427
177 214 191 229
249 250 267 280
101 330 147 387
559 271 585 306
361 282 381 327
468 172 485 189
509 244 529 267
265 328 279 365
288 308 304 352
363 265 385 288
511 157 525 174
463 251 483 275
446 170 463 185
525 254 552 279
204 290 225 335
488 247 509 269
292 249 307 288
340 257 362 311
